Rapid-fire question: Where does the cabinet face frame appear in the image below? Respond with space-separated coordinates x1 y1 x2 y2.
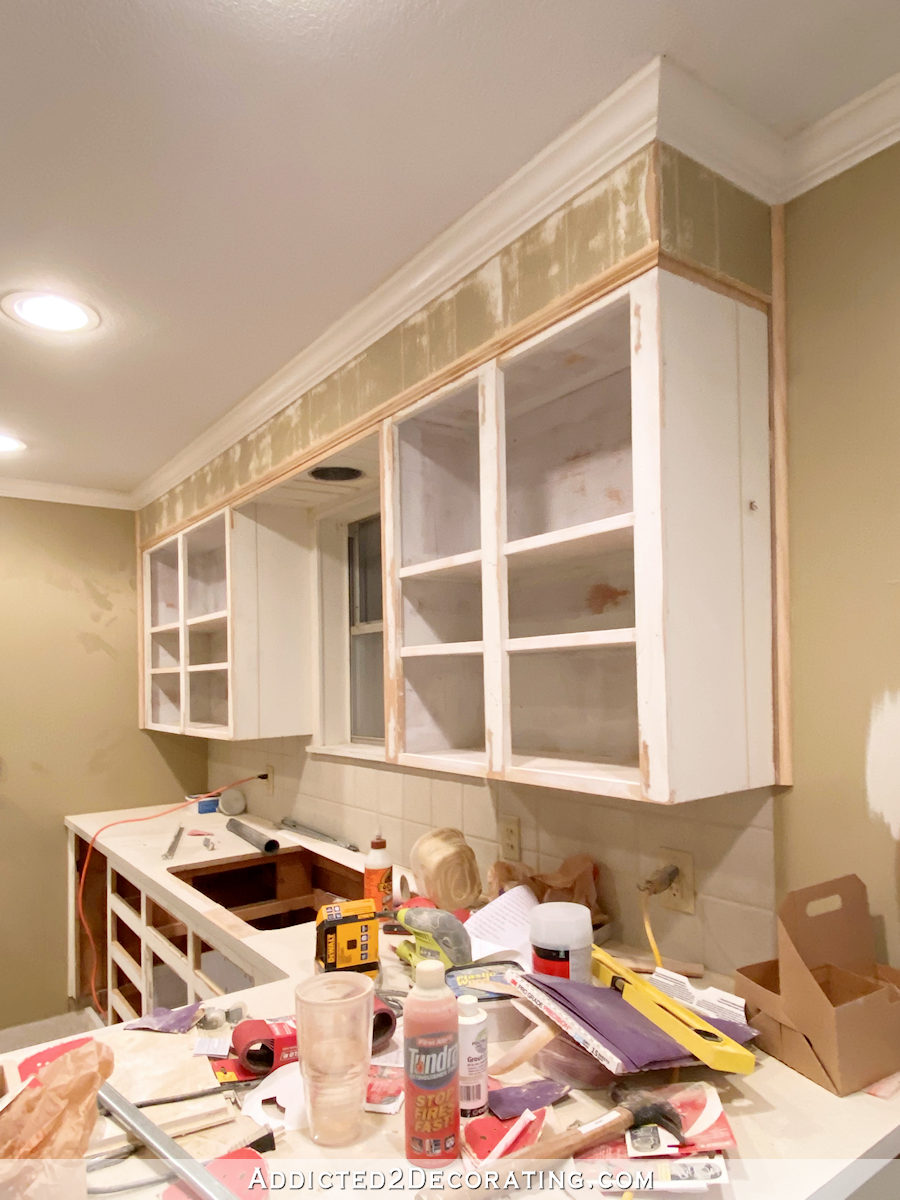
142 507 234 738
381 269 776 802
313 487 384 753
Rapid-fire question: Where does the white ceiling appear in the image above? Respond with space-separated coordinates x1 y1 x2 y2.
2 0 899 500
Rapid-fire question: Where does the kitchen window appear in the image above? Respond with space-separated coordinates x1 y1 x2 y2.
347 514 385 742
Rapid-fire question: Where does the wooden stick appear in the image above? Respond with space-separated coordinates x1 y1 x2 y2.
505 1106 633 1161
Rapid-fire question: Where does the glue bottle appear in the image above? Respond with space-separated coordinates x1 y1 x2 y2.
364 834 393 917
404 960 460 1164
457 994 488 1118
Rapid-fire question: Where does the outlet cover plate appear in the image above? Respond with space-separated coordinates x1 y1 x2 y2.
499 816 521 862
656 848 695 914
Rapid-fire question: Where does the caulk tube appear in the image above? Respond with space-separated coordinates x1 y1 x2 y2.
457 994 488 1118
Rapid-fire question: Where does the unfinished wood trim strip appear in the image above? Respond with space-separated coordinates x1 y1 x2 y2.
137 511 146 728
380 419 403 761
139 243 662 550
480 361 510 777
108 892 143 937
66 830 78 1001
143 926 193 983
191 969 226 1000
657 251 771 312
106 862 116 1026
109 987 139 1024
110 941 144 995
770 203 792 785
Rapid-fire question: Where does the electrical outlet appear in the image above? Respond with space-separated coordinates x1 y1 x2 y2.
655 848 695 914
499 816 521 862
263 765 275 797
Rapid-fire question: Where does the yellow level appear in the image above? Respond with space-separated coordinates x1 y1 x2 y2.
590 945 755 1075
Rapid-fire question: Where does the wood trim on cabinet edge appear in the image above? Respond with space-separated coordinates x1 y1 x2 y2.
769 203 792 785
136 510 146 728
657 252 771 312
380 419 403 762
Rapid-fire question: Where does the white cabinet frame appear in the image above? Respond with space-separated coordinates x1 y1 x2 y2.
381 267 775 804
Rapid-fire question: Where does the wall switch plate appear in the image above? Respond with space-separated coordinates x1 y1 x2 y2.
499 816 521 862
264 765 275 797
656 848 695 914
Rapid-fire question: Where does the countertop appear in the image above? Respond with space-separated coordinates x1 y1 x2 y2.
31 808 900 1197
66 804 367 984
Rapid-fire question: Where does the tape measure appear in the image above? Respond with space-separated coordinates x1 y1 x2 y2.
315 898 380 976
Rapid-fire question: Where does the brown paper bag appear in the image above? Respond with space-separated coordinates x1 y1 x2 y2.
487 854 608 924
0 1038 114 1158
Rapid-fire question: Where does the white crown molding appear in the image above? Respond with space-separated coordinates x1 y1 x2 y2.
0 475 135 510
125 58 900 509
130 57 663 509
785 69 900 198
657 61 787 203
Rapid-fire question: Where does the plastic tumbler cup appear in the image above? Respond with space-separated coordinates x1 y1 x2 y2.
295 973 374 1146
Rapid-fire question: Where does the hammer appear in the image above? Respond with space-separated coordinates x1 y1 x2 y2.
505 1084 685 1161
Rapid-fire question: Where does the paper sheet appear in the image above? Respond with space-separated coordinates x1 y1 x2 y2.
240 1062 305 1132
465 886 538 968
649 969 747 1023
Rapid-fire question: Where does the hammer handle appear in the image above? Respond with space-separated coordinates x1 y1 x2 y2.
505 1106 633 1161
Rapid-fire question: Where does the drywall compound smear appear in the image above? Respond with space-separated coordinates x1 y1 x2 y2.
865 690 900 838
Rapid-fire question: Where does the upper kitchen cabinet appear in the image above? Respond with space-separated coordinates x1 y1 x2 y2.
382 267 775 803
142 503 314 739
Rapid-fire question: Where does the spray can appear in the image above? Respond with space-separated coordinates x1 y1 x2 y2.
404 960 459 1164
364 834 393 917
457 994 488 1118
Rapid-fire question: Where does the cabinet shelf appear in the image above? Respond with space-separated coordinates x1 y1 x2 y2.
149 621 180 634
185 610 228 628
506 629 636 653
504 513 634 565
188 662 229 672
401 641 484 658
398 550 481 581
150 667 181 676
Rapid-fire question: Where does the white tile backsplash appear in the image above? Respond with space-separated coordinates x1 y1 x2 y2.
208 737 778 975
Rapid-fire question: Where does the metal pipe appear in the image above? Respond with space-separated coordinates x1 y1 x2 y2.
225 817 279 854
97 1082 240 1200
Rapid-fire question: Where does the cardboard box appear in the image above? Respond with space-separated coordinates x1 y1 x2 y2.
734 874 900 1096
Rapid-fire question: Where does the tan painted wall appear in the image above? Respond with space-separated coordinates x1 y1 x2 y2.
0 498 207 1027
783 142 900 962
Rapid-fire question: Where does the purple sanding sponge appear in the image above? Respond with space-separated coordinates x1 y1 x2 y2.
488 1079 570 1120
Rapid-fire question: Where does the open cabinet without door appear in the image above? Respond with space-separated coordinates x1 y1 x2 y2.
381 267 774 804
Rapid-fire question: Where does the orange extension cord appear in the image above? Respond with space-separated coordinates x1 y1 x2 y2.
77 774 267 1016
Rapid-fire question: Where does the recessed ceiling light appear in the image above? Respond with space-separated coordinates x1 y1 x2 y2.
1 291 100 332
0 433 26 453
